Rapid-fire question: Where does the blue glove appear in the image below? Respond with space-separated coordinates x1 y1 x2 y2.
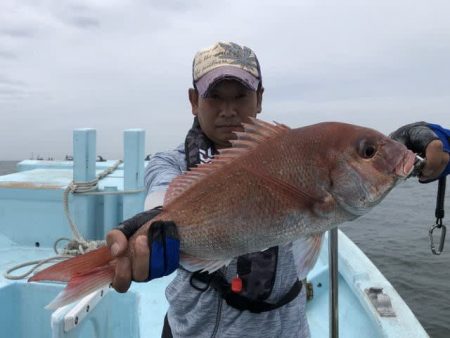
427 123 450 179
147 220 180 280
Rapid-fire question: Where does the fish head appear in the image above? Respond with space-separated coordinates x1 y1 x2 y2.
326 123 416 216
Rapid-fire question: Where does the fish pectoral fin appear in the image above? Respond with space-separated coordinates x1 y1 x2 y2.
239 165 323 206
290 234 324 280
45 265 115 310
180 254 232 273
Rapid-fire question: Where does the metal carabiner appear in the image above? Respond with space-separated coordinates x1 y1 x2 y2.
429 219 447 255
428 177 447 255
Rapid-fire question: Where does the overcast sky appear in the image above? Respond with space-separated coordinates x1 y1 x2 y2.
1 0 450 160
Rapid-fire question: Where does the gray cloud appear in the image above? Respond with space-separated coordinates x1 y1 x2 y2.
1 0 450 160
0 74 28 101
68 16 100 29
144 0 197 12
0 27 35 38
58 3 101 29
0 87 26 96
0 75 26 87
0 50 17 59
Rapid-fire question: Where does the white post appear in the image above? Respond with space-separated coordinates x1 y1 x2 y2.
72 129 97 239
122 129 145 220
103 186 119 237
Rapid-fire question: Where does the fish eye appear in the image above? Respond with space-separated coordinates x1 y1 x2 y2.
358 140 377 159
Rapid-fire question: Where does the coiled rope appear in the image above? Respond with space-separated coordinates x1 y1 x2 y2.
4 160 143 280
62 160 124 254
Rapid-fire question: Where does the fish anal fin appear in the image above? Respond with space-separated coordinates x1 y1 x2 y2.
291 234 324 280
164 118 291 206
45 264 115 310
180 254 232 273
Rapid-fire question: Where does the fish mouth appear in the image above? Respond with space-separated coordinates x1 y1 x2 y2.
394 149 416 178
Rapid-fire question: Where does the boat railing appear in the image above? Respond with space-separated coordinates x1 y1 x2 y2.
329 227 339 338
51 286 111 335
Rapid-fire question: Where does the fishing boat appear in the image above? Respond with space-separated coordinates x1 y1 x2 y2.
0 128 429 338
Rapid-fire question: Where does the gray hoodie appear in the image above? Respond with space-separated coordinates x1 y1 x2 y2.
144 144 310 338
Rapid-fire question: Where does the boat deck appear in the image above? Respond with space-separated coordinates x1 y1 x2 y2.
0 231 428 338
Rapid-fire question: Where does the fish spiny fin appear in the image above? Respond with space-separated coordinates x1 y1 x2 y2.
291 234 324 280
28 246 112 283
180 254 232 273
164 118 290 206
242 117 290 139
45 264 115 310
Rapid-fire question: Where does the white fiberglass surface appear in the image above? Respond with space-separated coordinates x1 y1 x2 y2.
306 268 380 338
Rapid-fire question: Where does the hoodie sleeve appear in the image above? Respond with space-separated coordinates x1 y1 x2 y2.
144 144 187 195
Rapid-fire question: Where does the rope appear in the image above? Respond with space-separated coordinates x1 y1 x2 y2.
63 160 123 246
4 159 141 280
4 256 72 280
75 189 144 196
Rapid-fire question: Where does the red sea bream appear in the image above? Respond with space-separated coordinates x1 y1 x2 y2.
29 118 416 309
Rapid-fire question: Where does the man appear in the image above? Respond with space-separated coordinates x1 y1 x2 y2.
106 41 450 337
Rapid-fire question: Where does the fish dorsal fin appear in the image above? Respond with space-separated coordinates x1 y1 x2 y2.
163 118 290 206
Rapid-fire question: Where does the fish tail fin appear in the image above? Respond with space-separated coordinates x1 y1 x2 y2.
28 246 113 283
28 246 115 310
45 265 115 310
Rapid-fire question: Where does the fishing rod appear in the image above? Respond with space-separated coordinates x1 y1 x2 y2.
410 155 447 255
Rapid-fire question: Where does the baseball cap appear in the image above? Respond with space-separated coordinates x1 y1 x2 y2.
192 41 262 97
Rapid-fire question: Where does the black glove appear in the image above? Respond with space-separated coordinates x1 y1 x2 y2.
117 206 163 239
116 206 180 281
389 121 439 156
391 122 450 182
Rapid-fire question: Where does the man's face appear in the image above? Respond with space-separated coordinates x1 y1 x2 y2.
189 80 263 148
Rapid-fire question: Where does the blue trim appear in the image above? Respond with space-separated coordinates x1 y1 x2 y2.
149 237 180 280
427 123 450 180
164 238 180 275
150 241 165 279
